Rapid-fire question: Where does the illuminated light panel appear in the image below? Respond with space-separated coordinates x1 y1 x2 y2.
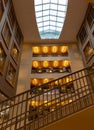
32 46 40 54
31 78 39 85
63 60 70 67
51 46 58 53
43 78 49 84
53 60 59 68
59 46 68 53
42 61 49 68
32 61 40 68
42 46 49 54
34 0 68 39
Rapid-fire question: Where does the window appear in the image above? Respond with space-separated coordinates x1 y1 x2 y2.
15 22 23 46
1 21 12 47
8 3 15 30
11 42 19 63
6 62 16 87
87 4 94 27
0 42 6 74
0 0 4 21
79 25 87 44
83 41 94 62
34 0 68 39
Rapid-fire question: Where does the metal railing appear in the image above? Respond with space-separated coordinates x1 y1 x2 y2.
0 65 94 130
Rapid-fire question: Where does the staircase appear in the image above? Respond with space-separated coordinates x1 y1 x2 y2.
0 65 94 130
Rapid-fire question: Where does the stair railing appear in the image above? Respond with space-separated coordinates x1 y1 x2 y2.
0 65 94 130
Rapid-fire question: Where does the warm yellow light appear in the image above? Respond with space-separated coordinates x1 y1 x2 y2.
63 60 70 67
44 100 47 103
12 48 18 56
59 79 63 85
66 77 73 83
88 48 94 55
54 80 58 85
42 46 49 54
32 61 39 68
60 46 68 53
31 78 39 85
51 46 58 53
32 46 40 54
42 61 49 68
53 60 59 68
0 48 3 54
43 78 49 84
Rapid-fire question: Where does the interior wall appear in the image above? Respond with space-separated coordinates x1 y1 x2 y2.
16 42 84 94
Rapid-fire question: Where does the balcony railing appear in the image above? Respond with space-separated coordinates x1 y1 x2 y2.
0 65 94 130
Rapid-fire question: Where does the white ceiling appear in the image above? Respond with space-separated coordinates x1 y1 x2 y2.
13 0 88 44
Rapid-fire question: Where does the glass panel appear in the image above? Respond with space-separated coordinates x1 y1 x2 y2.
36 12 42 17
83 41 94 62
50 10 57 15
8 4 15 30
44 26 49 30
0 0 4 21
43 16 49 21
58 0 68 5
35 0 42 5
0 42 6 74
34 0 68 39
38 22 43 27
39 28 43 32
57 17 64 22
43 0 50 4
57 22 63 27
1 21 12 47
37 17 42 22
50 26 56 30
44 21 49 26
50 21 56 26
50 4 57 10
15 22 23 46
11 42 19 63
43 10 49 15
56 27 62 31
50 16 56 21
58 11 66 17
58 5 66 11
79 25 87 44
51 0 58 4
87 4 94 27
6 63 16 87
43 4 49 10
35 6 42 11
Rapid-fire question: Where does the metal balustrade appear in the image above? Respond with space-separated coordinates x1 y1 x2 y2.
0 65 94 130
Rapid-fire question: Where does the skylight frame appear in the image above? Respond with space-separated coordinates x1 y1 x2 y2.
34 0 68 39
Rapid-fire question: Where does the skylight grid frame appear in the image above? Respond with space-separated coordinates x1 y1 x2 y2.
34 0 68 39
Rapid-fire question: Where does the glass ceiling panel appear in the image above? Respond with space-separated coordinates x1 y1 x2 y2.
43 16 49 21
34 0 68 39
43 4 49 10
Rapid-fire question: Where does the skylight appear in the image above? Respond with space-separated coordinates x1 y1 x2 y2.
34 0 68 39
